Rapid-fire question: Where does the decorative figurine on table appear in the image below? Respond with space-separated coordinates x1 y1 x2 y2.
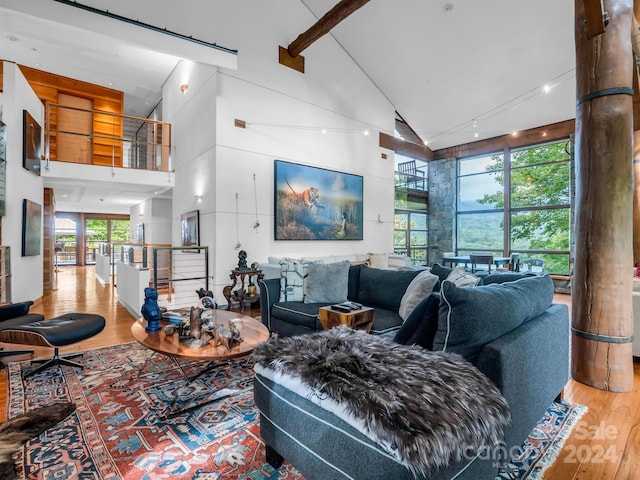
196 287 217 309
237 250 248 270
212 323 243 352
141 287 162 332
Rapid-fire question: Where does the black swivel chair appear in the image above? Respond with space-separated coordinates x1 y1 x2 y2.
0 301 43 361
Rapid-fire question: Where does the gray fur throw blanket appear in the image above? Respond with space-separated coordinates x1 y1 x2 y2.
0 402 75 480
252 326 510 476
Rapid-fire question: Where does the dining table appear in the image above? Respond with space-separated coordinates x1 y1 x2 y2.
441 256 511 269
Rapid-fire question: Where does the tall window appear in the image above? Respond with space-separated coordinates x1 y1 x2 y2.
457 152 505 254
456 140 571 274
395 153 428 264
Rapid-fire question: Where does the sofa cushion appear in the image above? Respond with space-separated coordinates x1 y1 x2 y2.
399 269 439 321
358 266 421 311
347 264 363 301
369 308 404 336
394 292 441 349
304 260 350 304
431 263 453 283
480 272 537 285
279 260 309 302
434 274 555 362
272 302 330 330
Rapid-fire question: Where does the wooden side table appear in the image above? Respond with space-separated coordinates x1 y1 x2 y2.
222 268 263 312
318 306 374 333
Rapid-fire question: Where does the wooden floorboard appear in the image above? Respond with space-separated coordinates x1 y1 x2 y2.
0 267 639 479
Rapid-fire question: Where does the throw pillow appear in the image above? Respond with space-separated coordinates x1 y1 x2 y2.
368 253 389 268
433 274 555 362
304 260 350 304
394 292 441 350
358 265 420 311
399 269 439 321
431 263 453 283
279 260 309 302
445 266 480 287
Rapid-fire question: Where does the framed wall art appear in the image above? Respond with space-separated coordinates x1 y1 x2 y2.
274 160 363 241
181 209 200 251
22 199 42 256
136 223 145 244
23 110 42 176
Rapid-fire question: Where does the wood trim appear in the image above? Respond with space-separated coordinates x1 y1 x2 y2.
287 0 370 57
583 0 606 38
379 132 433 161
432 119 575 160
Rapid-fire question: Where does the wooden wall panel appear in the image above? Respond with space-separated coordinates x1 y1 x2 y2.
43 188 55 291
15 64 124 167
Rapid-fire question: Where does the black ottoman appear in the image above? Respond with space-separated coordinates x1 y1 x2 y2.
0 313 105 378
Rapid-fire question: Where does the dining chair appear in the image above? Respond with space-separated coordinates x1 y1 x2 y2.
396 160 426 190
469 253 494 273
520 258 546 274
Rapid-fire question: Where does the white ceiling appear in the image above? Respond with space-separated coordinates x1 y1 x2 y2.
0 0 576 210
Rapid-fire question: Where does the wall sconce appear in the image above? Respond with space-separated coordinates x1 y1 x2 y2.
195 195 203 202
180 83 189 94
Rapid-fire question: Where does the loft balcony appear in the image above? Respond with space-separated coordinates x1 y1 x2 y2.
41 104 175 199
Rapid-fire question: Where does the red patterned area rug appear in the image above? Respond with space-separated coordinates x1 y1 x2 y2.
7 342 586 480
8 342 303 479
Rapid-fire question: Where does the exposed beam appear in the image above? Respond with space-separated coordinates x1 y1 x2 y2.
431 120 575 160
379 132 433 162
583 0 607 38
288 0 369 57
279 0 369 72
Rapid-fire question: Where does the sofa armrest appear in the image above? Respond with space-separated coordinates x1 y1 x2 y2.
258 278 281 332
475 303 570 449
0 301 34 322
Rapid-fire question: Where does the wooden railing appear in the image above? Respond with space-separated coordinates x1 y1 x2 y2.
44 104 172 173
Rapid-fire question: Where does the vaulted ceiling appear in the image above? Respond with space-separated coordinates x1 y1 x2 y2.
0 0 577 209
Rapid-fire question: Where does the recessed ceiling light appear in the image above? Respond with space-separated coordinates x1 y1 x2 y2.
443 3 454 12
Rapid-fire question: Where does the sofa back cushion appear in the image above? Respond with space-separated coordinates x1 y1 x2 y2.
433 274 555 362
357 265 420 311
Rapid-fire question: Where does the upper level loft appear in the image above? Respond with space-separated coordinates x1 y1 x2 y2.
1 62 173 188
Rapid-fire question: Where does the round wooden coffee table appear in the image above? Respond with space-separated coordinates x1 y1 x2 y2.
130 310 270 417
131 310 269 361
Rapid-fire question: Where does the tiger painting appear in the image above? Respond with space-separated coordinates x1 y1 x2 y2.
285 179 324 209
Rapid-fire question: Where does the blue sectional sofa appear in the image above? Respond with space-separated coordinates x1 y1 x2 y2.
258 263 424 337
253 273 570 479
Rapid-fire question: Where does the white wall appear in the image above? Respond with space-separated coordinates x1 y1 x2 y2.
162 3 396 301
1 61 45 303
130 197 172 245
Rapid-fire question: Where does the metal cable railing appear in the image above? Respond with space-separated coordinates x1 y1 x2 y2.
44 103 172 173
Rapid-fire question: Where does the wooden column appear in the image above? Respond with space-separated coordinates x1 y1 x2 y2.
633 3 640 262
634 131 640 262
572 0 635 391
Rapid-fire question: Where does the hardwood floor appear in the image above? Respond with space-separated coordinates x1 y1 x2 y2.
1 267 639 479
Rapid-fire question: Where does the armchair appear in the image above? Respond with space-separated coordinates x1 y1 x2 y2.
0 301 43 360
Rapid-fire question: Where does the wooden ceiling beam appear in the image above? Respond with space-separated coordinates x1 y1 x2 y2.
280 0 369 72
288 0 369 57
